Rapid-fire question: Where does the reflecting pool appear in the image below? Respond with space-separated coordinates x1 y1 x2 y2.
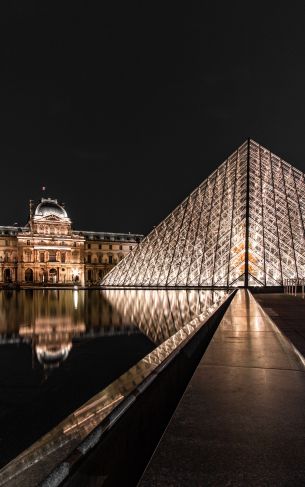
0 288 226 468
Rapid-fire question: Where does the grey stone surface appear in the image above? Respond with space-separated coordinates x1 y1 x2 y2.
40 462 70 487
255 293 305 357
138 290 305 486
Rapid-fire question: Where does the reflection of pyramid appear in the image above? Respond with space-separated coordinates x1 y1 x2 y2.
103 139 305 287
102 289 225 344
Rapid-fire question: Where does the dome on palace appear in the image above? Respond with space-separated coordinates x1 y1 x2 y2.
35 198 68 219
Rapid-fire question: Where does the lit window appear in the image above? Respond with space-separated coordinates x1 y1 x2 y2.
49 251 56 262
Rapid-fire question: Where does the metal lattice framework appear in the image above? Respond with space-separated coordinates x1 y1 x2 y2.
103 139 305 287
102 289 226 344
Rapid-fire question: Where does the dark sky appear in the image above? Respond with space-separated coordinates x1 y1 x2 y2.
1 2 305 234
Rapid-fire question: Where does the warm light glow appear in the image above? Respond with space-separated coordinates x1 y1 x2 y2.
73 289 79 308
103 140 305 287
103 289 226 344
19 317 85 368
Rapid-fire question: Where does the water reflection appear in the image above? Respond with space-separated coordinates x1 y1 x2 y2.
102 289 227 344
19 318 86 369
0 289 227 371
0 288 229 472
0 289 125 371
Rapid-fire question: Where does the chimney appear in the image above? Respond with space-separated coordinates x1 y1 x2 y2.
29 200 34 219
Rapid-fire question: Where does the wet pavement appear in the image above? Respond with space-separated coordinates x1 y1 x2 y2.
139 290 305 486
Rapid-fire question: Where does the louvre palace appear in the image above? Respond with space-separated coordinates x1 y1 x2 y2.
0 198 142 286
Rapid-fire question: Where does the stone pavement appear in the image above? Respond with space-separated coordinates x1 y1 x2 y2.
255 292 305 359
138 290 305 486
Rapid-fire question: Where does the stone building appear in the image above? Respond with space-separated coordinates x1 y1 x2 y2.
0 198 142 286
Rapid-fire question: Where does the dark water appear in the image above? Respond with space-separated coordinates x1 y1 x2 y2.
0 288 225 468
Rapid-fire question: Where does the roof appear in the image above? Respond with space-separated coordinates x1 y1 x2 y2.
0 226 143 241
34 198 68 219
75 230 143 242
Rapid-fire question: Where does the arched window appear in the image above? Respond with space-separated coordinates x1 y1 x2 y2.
49 268 57 283
4 268 11 282
25 268 34 282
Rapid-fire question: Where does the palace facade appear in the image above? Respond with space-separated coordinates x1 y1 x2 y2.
0 198 142 286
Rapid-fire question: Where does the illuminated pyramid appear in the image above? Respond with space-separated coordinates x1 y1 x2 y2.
103 139 305 287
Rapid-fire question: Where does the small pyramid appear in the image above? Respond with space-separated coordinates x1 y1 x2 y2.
103 139 305 287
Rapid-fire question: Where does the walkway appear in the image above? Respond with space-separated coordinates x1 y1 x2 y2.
255 292 305 359
139 290 305 486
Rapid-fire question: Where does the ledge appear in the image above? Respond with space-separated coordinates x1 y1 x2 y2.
0 290 234 487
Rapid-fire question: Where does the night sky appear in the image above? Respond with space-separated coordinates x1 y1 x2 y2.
1 3 305 235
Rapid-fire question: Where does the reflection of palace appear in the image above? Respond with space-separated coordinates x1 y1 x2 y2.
19 316 86 369
0 197 142 286
0 289 139 369
0 289 226 371
0 289 86 369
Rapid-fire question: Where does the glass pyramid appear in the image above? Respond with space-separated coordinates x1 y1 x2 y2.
103 139 305 287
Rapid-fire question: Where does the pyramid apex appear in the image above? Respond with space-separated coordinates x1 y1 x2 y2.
103 140 305 288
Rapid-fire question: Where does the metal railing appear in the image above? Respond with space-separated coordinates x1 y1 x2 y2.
283 278 305 297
